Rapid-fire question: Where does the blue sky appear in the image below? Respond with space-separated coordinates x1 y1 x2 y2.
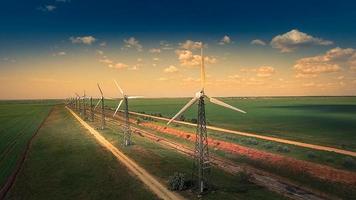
1 0 356 98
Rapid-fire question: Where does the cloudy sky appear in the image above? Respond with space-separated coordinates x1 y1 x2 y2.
1 0 356 99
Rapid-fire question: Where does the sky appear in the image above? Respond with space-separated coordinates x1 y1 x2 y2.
1 0 356 99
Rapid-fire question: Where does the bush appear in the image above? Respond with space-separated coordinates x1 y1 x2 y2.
325 156 334 163
179 115 185 121
306 151 317 159
277 145 290 153
262 142 274 149
168 172 186 191
342 157 356 169
190 118 197 124
136 119 141 125
242 138 259 145
236 171 252 184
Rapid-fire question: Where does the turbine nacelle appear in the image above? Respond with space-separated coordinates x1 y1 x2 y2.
112 79 143 117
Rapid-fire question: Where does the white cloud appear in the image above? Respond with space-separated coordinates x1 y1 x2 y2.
271 29 333 52
160 41 173 50
70 36 96 45
219 35 231 45
179 40 202 50
256 66 275 77
99 42 107 47
251 39 266 46
53 51 66 56
164 65 178 73
228 74 240 79
99 58 113 65
2 57 16 63
175 50 217 67
96 50 104 55
157 77 168 81
38 5 56 12
56 0 71 2
108 63 128 69
123 37 143 51
153 57 160 62
294 47 356 77
149 48 161 53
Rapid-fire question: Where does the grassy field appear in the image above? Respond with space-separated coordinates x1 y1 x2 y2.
104 96 356 151
5 106 157 200
86 109 286 200
129 119 356 199
0 101 54 189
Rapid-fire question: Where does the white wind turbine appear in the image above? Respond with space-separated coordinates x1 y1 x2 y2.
94 83 106 130
167 43 246 193
113 80 143 146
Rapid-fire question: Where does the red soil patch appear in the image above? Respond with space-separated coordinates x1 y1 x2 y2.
141 122 356 186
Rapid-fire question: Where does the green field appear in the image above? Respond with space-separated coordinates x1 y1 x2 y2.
104 96 356 151
0 101 54 188
86 108 286 200
6 106 157 200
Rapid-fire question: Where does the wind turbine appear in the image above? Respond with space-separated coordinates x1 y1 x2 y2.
112 80 143 146
75 93 82 115
167 43 246 193
82 90 87 120
94 83 106 129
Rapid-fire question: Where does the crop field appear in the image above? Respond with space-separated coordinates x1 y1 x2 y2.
0 101 54 189
105 96 356 151
6 106 157 200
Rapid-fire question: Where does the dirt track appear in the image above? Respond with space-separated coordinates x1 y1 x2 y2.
142 122 356 185
128 111 356 157
67 107 185 200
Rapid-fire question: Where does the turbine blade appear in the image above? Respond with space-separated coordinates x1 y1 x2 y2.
113 100 123 117
127 96 144 99
97 83 103 96
114 80 124 95
94 99 102 110
209 97 246 114
200 45 205 90
167 97 198 125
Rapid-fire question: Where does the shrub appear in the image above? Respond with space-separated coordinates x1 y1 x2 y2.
242 138 259 145
190 118 197 124
342 157 356 169
307 151 317 159
277 145 290 153
325 156 334 163
168 172 186 191
179 115 185 121
262 142 274 149
236 170 252 184
136 119 141 125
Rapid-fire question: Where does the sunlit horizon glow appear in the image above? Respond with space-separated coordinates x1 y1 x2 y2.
1 1 356 99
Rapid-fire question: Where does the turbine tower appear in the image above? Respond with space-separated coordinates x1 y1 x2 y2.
167 43 246 194
94 83 106 130
83 90 87 120
90 96 94 121
75 93 82 115
112 80 143 146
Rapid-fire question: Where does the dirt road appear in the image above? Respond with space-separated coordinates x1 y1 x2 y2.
128 111 356 157
67 107 185 200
